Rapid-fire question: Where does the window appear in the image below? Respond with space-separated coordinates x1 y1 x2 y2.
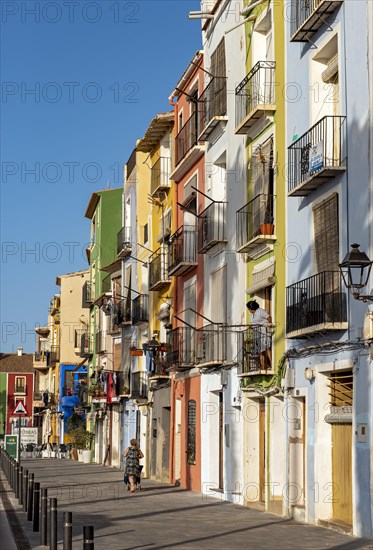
187 399 196 465
15 377 26 394
313 193 339 293
143 223 148 244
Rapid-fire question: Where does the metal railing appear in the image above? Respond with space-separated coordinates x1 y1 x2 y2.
131 371 148 399
195 324 227 365
235 61 275 128
35 346 60 366
290 0 342 40
82 282 93 308
168 225 197 274
149 246 170 290
199 77 227 138
286 271 347 335
238 325 274 373
117 226 132 255
151 157 171 194
198 202 227 253
95 330 106 354
77 331 93 357
175 113 199 166
165 327 196 368
236 193 275 250
132 294 149 325
288 116 346 194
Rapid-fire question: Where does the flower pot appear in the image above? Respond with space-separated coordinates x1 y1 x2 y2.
130 349 143 356
70 449 78 461
82 449 92 464
77 449 84 462
260 223 274 236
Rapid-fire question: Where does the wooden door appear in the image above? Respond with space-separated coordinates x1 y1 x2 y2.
332 424 352 524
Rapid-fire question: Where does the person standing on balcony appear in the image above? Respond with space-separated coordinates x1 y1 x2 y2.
246 300 272 371
123 439 144 493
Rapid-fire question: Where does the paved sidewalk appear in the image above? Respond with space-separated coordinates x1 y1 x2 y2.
2 459 373 550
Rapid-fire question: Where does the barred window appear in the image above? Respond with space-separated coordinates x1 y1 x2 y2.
187 399 196 465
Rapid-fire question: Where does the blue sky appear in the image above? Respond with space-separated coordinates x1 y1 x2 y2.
1 0 201 352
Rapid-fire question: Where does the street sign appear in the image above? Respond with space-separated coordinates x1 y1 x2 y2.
5 434 18 459
13 401 28 415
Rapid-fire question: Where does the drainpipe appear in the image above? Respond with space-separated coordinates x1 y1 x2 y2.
241 0 267 17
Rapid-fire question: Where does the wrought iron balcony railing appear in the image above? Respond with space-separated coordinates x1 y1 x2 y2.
76 331 93 358
236 193 276 254
288 115 346 196
195 324 227 367
165 327 196 369
199 77 227 141
238 326 274 375
168 225 197 276
290 0 343 42
117 226 132 257
235 61 276 134
95 330 106 354
131 294 149 325
131 371 148 400
151 157 171 195
198 202 227 253
175 113 199 167
15 385 26 394
82 281 93 308
149 246 171 291
286 271 348 338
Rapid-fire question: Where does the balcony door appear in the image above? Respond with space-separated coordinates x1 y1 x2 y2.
252 137 274 231
313 193 339 293
183 278 196 363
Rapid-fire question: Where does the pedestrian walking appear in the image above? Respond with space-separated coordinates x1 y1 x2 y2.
123 439 144 493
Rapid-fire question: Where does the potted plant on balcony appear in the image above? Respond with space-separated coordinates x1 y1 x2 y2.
260 202 274 235
130 345 143 356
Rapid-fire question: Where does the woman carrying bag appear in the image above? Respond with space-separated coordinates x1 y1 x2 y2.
123 438 144 493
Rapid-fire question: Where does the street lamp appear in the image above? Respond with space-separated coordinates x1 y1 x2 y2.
339 243 373 302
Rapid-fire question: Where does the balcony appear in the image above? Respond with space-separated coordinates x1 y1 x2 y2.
96 330 107 354
235 61 276 135
131 371 148 401
198 77 227 141
33 351 48 370
14 385 26 394
168 225 197 276
290 0 343 42
195 325 227 368
238 326 274 376
82 281 93 308
148 353 169 381
288 116 346 196
149 246 171 290
286 271 348 338
172 114 204 183
236 194 276 255
132 294 149 325
117 226 132 258
33 391 45 407
75 331 93 358
108 300 131 333
165 327 196 369
198 202 227 253
151 157 171 195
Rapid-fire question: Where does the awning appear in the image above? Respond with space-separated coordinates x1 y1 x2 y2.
246 258 275 295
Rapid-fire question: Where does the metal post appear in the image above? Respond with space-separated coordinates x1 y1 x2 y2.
27 472 34 521
33 482 40 532
40 488 48 546
50 498 57 550
19 466 24 504
63 511 72 550
23 469 29 512
83 526 94 550
15 462 19 498
10 458 14 490
17 417 22 469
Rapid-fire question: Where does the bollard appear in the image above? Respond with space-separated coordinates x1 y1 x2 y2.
40 488 48 546
10 458 14 490
83 525 94 550
33 482 40 532
19 466 24 505
23 469 29 512
15 463 19 499
50 498 57 550
63 511 72 550
27 473 34 521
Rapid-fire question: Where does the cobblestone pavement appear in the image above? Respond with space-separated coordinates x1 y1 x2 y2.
2 459 373 550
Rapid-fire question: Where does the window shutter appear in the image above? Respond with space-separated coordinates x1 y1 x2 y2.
252 137 273 197
313 193 339 274
211 38 226 78
114 342 122 371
